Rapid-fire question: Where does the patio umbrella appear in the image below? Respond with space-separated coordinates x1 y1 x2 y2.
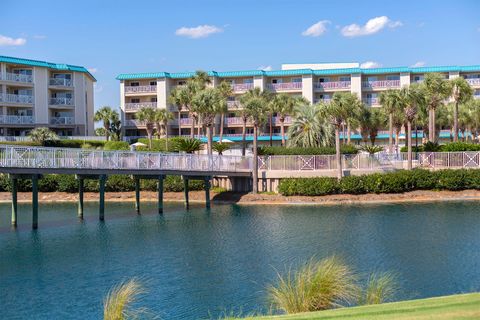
130 142 147 147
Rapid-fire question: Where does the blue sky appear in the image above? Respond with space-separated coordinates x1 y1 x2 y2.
1 0 479 112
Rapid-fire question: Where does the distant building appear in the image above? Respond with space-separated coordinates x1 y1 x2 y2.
117 63 480 142
0 56 95 137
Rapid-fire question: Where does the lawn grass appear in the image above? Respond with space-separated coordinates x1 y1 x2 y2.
242 293 480 320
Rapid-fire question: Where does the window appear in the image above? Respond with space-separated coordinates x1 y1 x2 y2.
53 73 71 80
386 75 400 81
272 79 282 84
180 114 189 119
151 97 157 102
13 69 32 75
413 75 424 82
246 128 254 134
366 93 378 98
131 98 140 103
51 92 72 99
130 82 139 87
243 78 253 84
339 76 350 82
12 89 32 96
292 78 302 83
227 129 236 134
150 81 156 86
178 81 187 85
367 77 378 81
228 113 236 117
318 78 329 83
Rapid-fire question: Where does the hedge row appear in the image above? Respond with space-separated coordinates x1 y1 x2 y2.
258 145 359 156
278 169 480 196
0 140 107 149
400 142 480 153
0 174 204 193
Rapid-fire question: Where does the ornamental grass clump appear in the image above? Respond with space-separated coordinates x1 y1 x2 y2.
268 256 359 314
103 278 147 320
358 272 398 305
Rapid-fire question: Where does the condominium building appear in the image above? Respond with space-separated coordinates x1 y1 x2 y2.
0 56 95 137
117 62 480 141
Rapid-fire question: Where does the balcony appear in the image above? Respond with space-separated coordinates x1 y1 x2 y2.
0 94 34 104
362 80 400 89
124 119 144 127
226 117 251 125
266 82 302 91
179 118 194 126
125 102 157 111
314 81 351 90
466 78 480 86
227 101 241 109
50 117 74 125
0 115 34 125
49 78 73 87
49 97 74 106
231 83 253 92
313 98 331 104
1 72 33 83
125 85 157 94
363 98 379 105
272 116 292 125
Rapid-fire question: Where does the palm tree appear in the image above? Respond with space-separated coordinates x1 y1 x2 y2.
94 106 118 141
169 85 191 136
28 127 58 146
237 105 250 157
367 108 385 146
391 109 404 153
216 81 233 142
270 94 308 146
136 107 156 149
192 88 222 154
379 89 401 152
321 93 356 179
398 84 425 170
154 109 174 151
450 77 474 141
240 87 270 194
212 142 230 155
421 73 452 142
173 137 202 154
287 104 333 148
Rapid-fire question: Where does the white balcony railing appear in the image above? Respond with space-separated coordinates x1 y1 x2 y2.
466 78 480 86
50 117 74 125
125 102 157 111
49 97 74 106
231 83 254 92
0 94 34 104
314 81 351 90
0 115 34 125
266 82 302 91
363 98 379 105
2 72 33 83
49 78 73 87
179 118 194 125
227 101 241 109
124 119 144 127
362 80 401 89
272 116 292 124
125 85 157 94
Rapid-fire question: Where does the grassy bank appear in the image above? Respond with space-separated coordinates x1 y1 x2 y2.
242 293 480 319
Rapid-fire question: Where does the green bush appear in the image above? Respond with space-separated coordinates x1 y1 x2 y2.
136 137 184 152
400 145 423 152
104 141 129 151
440 142 480 152
278 177 338 196
258 145 358 156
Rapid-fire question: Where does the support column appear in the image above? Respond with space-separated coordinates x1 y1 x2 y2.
11 177 17 227
99 175 106 221
204 177 211 209
183 177 189 210
32 175 38 229
135 177 140 214
158 175 164 214
78 178 84 219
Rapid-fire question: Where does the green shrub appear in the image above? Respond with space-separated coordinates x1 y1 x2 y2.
400 145 423 152
278 177 338 196
435 169 467 190
57 174 79 192
339 175 367 194
440 142 480 152
137 137 184 152
258 145 358 156
105 175 135 192
104 141 129 151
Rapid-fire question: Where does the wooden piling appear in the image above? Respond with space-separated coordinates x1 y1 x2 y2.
183 177 189 210
135 177 140 214
99 175 106 221
158 176 164 214
205 177 211 209
11 177 17 227
32 175 38 229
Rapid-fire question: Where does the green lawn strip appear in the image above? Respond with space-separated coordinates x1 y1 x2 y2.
244 293 480 320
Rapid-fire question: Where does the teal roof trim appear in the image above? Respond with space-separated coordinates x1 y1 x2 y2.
116 64 480 81
0 55 96 81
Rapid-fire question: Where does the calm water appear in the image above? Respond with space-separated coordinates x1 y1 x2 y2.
0 201 479 319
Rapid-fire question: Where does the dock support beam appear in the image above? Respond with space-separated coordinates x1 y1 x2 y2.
135 177 140 214
183 177 189 210
32 175 39 229
204 177 211 209
11 177 17 227
99 175 106 221
77 177 84 219
158 175 164 214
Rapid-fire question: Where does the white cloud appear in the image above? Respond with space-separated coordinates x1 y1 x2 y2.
87 67 98 74
33 35 47 40
302 20 330 37
175 25 223 39
360 61 382 69
0 34 26 46
257 65 272 71
411 61 426 68
341 16 402 37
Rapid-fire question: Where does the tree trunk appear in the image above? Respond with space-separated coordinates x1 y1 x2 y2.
341 123 345 144
388 113 393 153
269 114 273 147
190 112 195 139
178 111 182 137
104 124 110 141
252 125 258 194
335 126 342 180
207 125 213 155
347 121 351 145
165 124 169 151
407 121 412 170
453 101 459 142
197 118 202 139
280 120 285 146
241 121 247 156
395 128 400 153
219 113 224 143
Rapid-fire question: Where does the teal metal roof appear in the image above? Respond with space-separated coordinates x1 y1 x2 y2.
0 55 96 81
116 64 480 81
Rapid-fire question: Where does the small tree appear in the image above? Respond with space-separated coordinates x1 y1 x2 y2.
450 77 474 141
28 127 58 146
287 104 333 148
136 107 156 149
212 142 230 155
94 106 119 141
154 109 174 151
173 137 202 154
379 89 401 152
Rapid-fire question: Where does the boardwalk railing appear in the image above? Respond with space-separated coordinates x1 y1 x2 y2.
0 145 253 173
259 152 480 171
